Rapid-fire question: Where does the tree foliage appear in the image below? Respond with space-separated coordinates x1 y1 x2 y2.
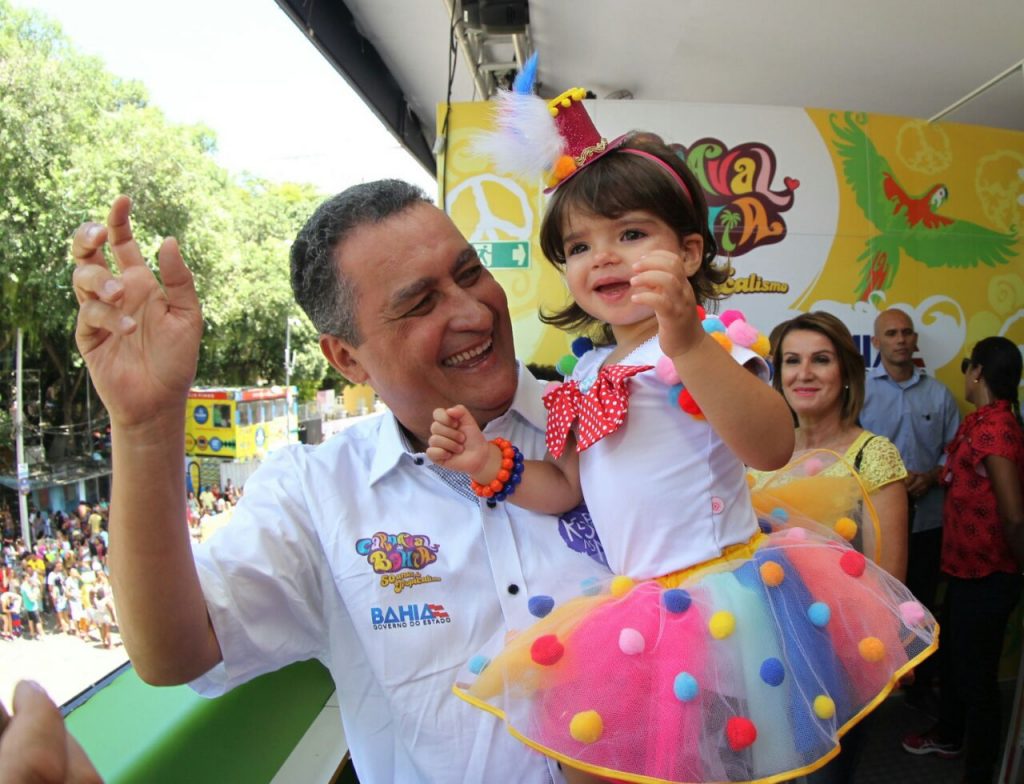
0 0 334 461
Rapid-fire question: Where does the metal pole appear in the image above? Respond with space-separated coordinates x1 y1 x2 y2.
14 328 30 547
284 318 293 444
929 58 1024 124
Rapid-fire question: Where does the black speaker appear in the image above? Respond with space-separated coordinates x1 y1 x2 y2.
479 0 528 33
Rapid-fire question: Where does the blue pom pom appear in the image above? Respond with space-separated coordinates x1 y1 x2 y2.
528 595 555 618
468 654 490 674
771 507 789 522
666 383 685 406
808 602 831 627
663 588 692 614
673 672 699 701
702 316 726 333
581 577 602 596
571 336 594 357
760 657 785 686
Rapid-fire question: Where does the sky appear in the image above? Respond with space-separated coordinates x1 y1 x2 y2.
13 0 437 195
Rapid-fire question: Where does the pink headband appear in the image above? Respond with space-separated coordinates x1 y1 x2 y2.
619 148 693 204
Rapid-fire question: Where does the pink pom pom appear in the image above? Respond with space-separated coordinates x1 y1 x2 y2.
543 381 562 397
655 355 680 385
719 309 746 327
786 527 809 542
727 320 759 348
618 627 645 655
803 458 824 476
899 601 927 626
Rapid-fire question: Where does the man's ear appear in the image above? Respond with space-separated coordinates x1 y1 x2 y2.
681 234 704 277
320 334 368 384
871 334 881 350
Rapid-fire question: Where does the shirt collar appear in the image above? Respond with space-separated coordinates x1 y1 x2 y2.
368 362 546 486
869 362 925 383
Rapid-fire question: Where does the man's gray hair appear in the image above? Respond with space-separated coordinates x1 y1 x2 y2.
290 179 432 345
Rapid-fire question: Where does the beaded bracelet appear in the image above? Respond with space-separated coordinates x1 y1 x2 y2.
470 437 525 502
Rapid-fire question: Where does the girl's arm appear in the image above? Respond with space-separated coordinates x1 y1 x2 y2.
984 454 1024 566
427 405 583 515
868 481 909 581
631 249 793 470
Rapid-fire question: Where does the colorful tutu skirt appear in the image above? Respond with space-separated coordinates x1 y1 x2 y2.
453 453 938 783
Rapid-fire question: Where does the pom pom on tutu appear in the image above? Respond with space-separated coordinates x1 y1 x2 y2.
468 654 490 675
655 355 680 385
666 383 685 406
678 389 703 417
899 601 927 626
673 672 699 702
610 575 635 597
618 627 645 655
727 319 760 348
808 602 831 627
760 561 786 587
710 331 734 352
662 588 692 614
528 595 555 618
580 577 601 596
709 610 736 639
760 657 786 686
530 634 565 666
813 695 836 720
570 710 603 744
834 516 858 541
803 457 825 476
702 316 726 334
839 550 867 577
858 636 886 662
771 506 790 522
751 334 771 357
726 717 758 751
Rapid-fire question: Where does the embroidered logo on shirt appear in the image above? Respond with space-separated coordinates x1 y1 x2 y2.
356 531 440 574
370 602 452 630
558 503 608 566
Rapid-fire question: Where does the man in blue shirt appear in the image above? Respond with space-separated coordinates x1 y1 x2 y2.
861 308 960 712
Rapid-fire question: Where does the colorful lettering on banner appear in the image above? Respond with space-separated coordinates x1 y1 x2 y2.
355 531 440 574
676 138 800 258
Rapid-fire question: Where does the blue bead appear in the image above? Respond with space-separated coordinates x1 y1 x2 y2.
760 657 785 686
467 655 490 675
581 577 602 596
808 602 831 627
663 588 691 614
494 491 507 501
509 473 522 486
673 672 699 701
571 336 594 357
528 595 555 618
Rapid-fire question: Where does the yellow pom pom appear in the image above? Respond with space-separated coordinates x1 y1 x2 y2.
813 694 836 719
750 335 771 357
610 575 635 597
569 710 603 743
759 561 785 587
711 332 733 351
709 610 736 639
834 516 858 541
858 636 886 662
746 473 756 488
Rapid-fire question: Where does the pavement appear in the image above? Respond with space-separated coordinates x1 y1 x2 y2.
0 620 128 709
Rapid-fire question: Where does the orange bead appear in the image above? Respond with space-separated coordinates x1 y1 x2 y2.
489 479 503 492
497 469 511 482
501 458 514 470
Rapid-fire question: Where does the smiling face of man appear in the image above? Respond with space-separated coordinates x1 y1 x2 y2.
319 203 517 446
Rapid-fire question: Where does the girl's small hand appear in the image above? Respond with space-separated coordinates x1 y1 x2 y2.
426 405 491 476
630 249 704 360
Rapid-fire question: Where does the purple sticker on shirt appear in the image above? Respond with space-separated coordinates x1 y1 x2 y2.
558 503 608 566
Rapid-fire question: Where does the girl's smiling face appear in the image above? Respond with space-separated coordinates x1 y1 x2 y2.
561 207 687 334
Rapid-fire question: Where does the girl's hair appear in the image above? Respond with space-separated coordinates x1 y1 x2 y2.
538 131 726 344
969 336 1023 422
770 312 865 426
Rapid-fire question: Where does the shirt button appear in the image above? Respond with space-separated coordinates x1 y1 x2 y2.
507 584 520 595
413 457 424 465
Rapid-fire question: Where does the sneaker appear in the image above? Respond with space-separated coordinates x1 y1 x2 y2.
902 729 962 759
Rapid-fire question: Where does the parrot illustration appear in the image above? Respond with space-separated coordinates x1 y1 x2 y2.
830 112 1017 300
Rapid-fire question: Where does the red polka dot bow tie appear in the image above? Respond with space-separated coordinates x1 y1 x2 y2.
543 364 653 458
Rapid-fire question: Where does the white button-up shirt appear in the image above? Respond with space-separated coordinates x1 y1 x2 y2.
191 364 609 784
